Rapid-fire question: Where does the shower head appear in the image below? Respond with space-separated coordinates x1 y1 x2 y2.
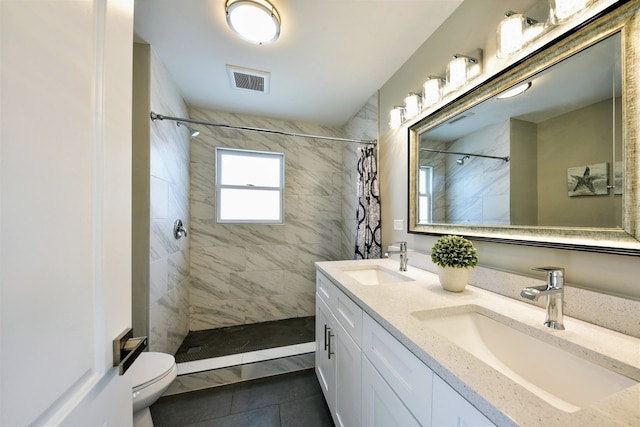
456 155 470 165
177 121 200 138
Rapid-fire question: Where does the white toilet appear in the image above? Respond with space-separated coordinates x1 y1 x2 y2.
130 352 178 427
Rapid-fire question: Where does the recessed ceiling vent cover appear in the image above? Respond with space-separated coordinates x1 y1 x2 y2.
447 111 475 125
226 65 270 93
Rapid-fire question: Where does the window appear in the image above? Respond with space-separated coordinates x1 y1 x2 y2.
418 166 433 224
216 147 284 224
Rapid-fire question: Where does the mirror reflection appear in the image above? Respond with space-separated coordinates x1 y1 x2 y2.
416 32 622 229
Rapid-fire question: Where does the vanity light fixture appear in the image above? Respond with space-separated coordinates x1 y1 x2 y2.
496 81 532 99
389 106 406 129
497 11 543 58
422 76 445 107
404 93 422 120
549 0 593 24
446 52 482 91
225 0 281 45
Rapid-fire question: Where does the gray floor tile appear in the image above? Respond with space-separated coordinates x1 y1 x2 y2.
230 370 323 413
186 405 281 427
152 368 334 427
151 385 234 427
280 394 334 427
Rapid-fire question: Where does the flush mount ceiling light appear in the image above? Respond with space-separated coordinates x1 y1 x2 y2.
496 82 532 99
226 0 281 45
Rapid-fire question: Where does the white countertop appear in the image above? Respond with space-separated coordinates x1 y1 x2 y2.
316 258 640 427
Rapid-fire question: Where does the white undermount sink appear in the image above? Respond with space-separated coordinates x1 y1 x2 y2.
411 305 638 413
341 265 413 285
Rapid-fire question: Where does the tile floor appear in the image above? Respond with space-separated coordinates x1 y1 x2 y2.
151 368 334 427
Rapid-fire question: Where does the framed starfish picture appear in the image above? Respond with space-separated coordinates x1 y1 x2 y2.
567 162 608 196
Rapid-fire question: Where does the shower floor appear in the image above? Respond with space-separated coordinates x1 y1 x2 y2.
174 316 315 363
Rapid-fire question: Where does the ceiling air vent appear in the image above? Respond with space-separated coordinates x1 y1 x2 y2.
447 111 475 125
226 65 270 94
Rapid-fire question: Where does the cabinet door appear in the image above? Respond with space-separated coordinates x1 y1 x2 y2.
362 357 421 427
334 320 362 427
432 375 495 427
362 313 433 425
316 295 335 414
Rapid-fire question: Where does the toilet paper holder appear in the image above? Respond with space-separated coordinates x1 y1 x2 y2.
113 328 147 375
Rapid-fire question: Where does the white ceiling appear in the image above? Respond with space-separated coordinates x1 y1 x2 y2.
133 0 464 127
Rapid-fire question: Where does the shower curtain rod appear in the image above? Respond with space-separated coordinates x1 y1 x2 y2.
420 148 510 162
150 112 377 145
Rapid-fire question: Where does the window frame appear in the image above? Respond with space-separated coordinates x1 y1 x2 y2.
215 147 285 224
418 165 433 224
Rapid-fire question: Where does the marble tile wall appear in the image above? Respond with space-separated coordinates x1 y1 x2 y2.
187 96 377 330
445 120 511 225
148 49 191 353
188 108 344 330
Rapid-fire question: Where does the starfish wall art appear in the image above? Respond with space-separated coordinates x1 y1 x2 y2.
567 162 609 196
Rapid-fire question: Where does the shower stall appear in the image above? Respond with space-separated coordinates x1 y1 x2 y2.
133 44 379 390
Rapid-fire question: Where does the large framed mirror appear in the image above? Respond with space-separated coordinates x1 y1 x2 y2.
409 1 640 255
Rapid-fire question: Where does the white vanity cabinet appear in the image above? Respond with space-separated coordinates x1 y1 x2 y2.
316 269 496 427
361 356 421 427
361 313 432 426
315 272 362 427
432 375 495 426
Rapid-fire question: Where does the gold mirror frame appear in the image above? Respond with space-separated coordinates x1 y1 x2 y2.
409 1 640 255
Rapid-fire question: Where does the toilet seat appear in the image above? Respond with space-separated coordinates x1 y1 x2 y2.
131 352 176 392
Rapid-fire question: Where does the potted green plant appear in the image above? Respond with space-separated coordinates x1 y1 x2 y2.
430 235 478 292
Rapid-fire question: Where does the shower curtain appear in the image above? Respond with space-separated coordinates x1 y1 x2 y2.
354 145 382 259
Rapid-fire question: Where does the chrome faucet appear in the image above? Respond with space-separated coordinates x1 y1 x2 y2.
520 267 565 330
384 241 407 272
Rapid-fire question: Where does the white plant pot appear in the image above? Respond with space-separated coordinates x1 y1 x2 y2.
437 266 469 292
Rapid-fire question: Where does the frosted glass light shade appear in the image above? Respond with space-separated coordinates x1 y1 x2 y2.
423 77 444 107
404 93 422 120
497 13 527 58
447 56 468 89
549 0 592 24
525 21 546 42
389 106 405 129
226 0 281 45
497 12 544 58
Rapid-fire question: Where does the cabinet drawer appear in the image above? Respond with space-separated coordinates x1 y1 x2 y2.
362 313 433 426
316 271 363 346
316 271 334 305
